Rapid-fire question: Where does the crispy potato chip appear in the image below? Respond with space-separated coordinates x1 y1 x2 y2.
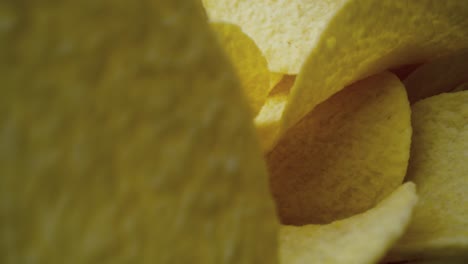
202 0 348 73
208 0 468 150
203 0 468 78
387 91 468 261
0 1 278 263
254 75 295 152
211 22 273 115
280 182 418 264
268 72 411 225
280 0 468 139
404 49 468 103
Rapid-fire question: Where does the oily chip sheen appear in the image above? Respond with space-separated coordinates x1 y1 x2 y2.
404 49 468 104
211 23 272 115
282 0 468 138
268 72 411 225
280 183 418 264
387 91 468 261
0 1 278 263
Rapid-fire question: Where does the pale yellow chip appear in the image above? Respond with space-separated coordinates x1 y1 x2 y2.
207 0 468 150
387 91 468 261
404 49 468 103
280 0 468 141
202 0 348 74
254 75 295 152
203 0 467 77
0 1 278 263
211 22 273 115
280 182 418 264
268 72 411 225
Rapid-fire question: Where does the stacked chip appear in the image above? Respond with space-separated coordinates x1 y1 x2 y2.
204 0 468 263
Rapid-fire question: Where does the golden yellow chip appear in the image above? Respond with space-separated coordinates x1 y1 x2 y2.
254 75 295 152
280 0 468 138
387 91 468 261
404 49 468 103
281 182 418 264
211 22 273 115
268 72 411 225
0 1 278 263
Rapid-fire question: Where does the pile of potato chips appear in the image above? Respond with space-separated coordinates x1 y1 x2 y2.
1 0 466 263
204 0 467 263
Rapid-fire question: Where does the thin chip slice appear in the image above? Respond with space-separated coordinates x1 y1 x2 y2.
280 182 418 264
404 49 468 104
387 91 468 261
211 23 273 115
203 0 468 78
254 75 295 152
268 72 411 225
0 1 278 263
202 0 348 73
280 0 468 141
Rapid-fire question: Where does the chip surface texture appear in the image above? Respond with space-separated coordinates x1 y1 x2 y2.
388 91 468 261
281 182 418 264
268 72 411 225
0 1 278 263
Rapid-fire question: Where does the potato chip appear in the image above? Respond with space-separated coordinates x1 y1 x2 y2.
281 182 418 264
254 75 295 152
211 22 273 115
267 73 411 225
387 91 468 261
0 1 278 263
268 72 411 225
202 0 348 73
203 1 467 78
206 1 468 150
404 49 468 103
281 0 468 139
